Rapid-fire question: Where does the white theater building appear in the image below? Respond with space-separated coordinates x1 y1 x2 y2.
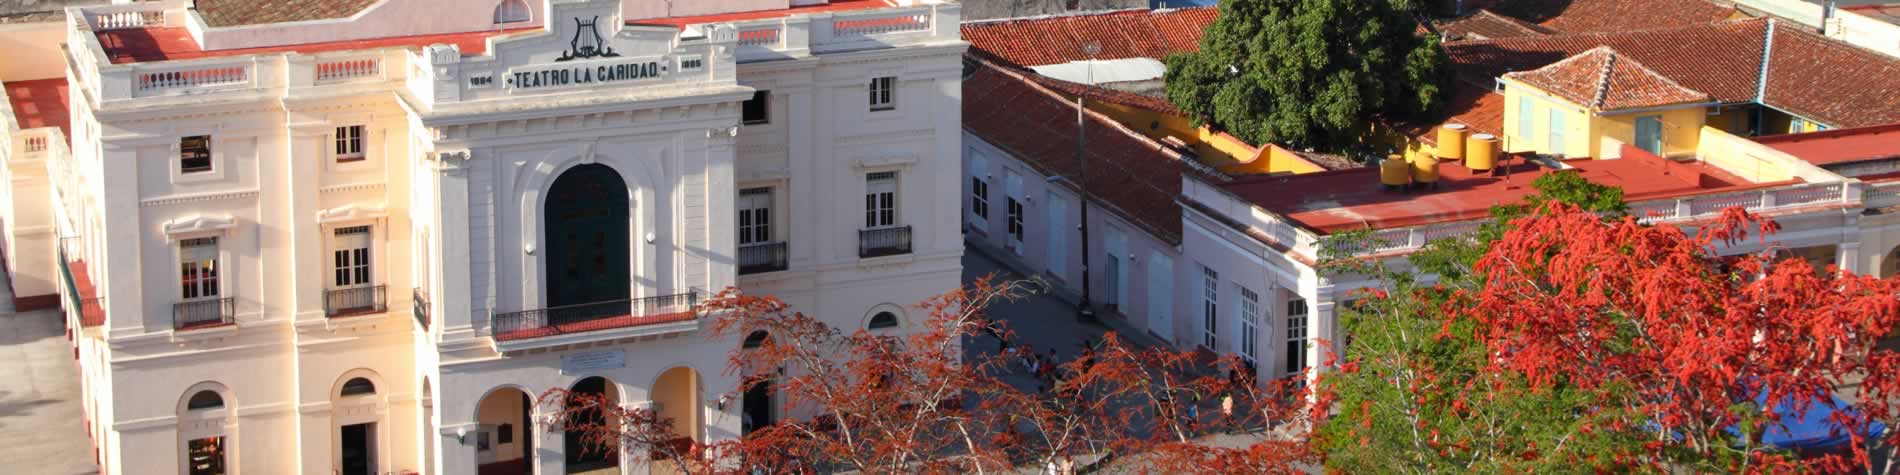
0 0 965 473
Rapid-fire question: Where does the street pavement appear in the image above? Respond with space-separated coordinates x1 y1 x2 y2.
0 271 100 475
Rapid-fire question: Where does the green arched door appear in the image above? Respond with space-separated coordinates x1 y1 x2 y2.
545 164 631 317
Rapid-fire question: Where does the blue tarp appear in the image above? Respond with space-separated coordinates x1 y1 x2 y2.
1733 390 1888 451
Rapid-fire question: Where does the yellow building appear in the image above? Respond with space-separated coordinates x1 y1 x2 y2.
1497 47 1717 159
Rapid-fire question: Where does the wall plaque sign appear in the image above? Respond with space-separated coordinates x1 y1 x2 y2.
508 58 666 90
561 350 626 374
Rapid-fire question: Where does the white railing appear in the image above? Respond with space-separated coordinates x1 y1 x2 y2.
92 10 166 31
314 57 382 84
1866 182 1900 209
829 10 932 38
133 61 252 96
736 24 784 48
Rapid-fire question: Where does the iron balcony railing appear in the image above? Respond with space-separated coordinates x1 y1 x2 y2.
413 287 430 329
492 291 700 342
858 226 912 258
325 285 387 317
174 297 235 330
738 241 789 275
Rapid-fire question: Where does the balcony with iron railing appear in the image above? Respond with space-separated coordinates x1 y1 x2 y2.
57 237 104 328
859 226 913 258
491 291 702 350
325 285 387 318
739 241 788 275
174 297 235 331
412 287 431 330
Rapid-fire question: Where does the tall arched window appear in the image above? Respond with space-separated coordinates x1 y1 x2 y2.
868 312 899 330
742 330 770 349
493 0 531 24
178 384 232 475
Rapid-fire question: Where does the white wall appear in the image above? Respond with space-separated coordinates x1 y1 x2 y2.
0 22 68 81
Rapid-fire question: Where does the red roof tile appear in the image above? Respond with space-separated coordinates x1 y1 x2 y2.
193 0 379 28
1396 82 1507 146
96 26 535 64
959 7 1218 67
1488 0 1738 34
1437 10 1553 40
5 78 70 139
1225 145 1768 232
1754 122 1900 166
1446 18 1768 103
1761 23 1900 128
1504 47 1710 111
1447 18 1900 128
963 57 1201 243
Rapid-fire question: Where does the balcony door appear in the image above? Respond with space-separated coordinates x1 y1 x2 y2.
545 164 632 311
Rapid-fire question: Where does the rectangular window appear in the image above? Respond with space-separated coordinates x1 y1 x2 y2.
1286 298 1309 374
1239 287 1259 364
1202 266 1219 349
970 176 989 220
187 436 227 475
865 172 897 228
1635 115 1663 155
181 135 213 173
738 188 772 245
869 76 895 111
1547 108 1566 155
332 226 372 287
1516 97 1535 146
742 90 770 125
180 237 220 300
335 125 365 161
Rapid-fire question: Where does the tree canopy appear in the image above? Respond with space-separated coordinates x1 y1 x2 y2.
1164 0 1448 151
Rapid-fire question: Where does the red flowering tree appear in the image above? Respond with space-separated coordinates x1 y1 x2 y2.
1323 195 1900 473
544 277 1319 474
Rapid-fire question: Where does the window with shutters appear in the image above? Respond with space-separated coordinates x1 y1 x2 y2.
869 76 896 111
332 226 372 287
738 188 773 245
865 172 897 228
1286 298 1309 374
1202 266 1218 349
335 125 365 162
180 237 220 300
1239 287 1259 364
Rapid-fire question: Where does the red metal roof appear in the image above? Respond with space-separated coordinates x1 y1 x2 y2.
1504 46 1710 112
96 26 533 64
963 57 1200 244
5 78 70 139
959 7 1218 67
1225 146 1766 232
1754 122 1900 166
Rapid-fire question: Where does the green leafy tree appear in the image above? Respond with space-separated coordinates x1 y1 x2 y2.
1164 0 1448 150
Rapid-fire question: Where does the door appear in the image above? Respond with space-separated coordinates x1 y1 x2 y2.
1105 229 1128 309
1005 172 1024 254
1045 192 1067 279
341 423 375 475
1146 251 1174 341
545 164 631 312
743 377 776 434
1635 115 1663 155
1547 108 1566 155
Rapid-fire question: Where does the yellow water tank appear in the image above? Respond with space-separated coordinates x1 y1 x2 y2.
1436 124 1467 161
1411 152 1440 184
1466 133 1499 172
1380 154 1410 187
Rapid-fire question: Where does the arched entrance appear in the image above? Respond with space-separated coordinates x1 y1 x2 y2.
419 378 434 475
474 387 532 475
740 331 776 436
565 376 621 475
652 367 701 464
545 164 632 313
1884 245 1900 278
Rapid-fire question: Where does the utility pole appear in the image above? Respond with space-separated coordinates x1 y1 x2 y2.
1076 42 1099 323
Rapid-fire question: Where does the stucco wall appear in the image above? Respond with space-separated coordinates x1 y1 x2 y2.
0 22 68 81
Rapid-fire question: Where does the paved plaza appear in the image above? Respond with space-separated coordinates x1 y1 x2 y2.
0 272 99 475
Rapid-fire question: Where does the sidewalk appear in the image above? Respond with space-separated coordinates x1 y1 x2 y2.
0 271 100 475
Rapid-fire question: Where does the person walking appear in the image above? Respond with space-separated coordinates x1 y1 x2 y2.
1220 393 1236 434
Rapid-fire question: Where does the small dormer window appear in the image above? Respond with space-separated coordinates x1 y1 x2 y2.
494 0 530 24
